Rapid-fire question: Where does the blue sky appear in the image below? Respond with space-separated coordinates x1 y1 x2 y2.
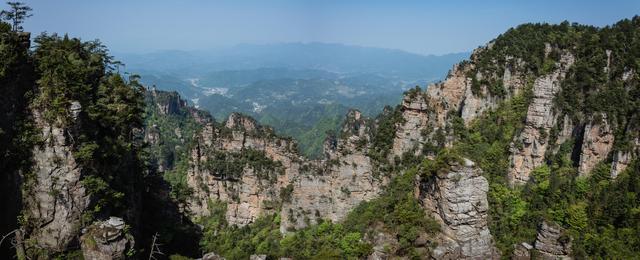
11 0 640 55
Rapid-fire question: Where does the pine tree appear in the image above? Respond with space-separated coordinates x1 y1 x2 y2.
0 2 32 32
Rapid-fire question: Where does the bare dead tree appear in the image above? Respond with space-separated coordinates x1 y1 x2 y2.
0 229 18 248
148 232 164 260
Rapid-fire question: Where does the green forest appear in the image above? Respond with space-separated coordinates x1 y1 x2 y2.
1 2 640 259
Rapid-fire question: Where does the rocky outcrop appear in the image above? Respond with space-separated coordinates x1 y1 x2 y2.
611 128 639 178
512 242 534 260
186 110 388 232
282 110 386 231
533 221 572 259
419 158 498 259
508 53 575 185
186 116 294 226
391 47 530 159
201 252 226 260
577 114 614 176
20 110 90 252
80 217 134 260
391 90 432 157
151 88 187 115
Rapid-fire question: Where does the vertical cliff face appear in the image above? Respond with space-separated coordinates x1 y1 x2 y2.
21 110 90 252
611 124 639 178
419 158 498 259
577 114 615 176
186 116 294 226
508 53 575 185
282 110 385 231
390 46 530 159
183 107 390 233
391 90 433 157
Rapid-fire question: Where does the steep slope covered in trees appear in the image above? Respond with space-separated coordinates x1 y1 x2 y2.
2 7 640 259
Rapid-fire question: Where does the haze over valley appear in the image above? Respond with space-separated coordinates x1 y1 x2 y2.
1 1 640 259
119 43 468 156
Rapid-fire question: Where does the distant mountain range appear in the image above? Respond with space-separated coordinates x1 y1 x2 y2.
117 42 468 80
116 43 469 157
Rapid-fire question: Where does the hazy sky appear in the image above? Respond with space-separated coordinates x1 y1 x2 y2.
12 0 640 55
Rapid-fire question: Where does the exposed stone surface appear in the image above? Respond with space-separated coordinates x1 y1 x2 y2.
391 91 432 157
512 242 533 260
200 252 226 260
69 101 82 120
533 221 572 260
186 117 293 226
419 158 498 259
366 229 399 260
282 110 386 231
391 49 529 159
152 88 187 115
186 110 386 232
610 127 639 177
80 217 134 260
508 53 575 185
578 114 615 176
21 111 91 252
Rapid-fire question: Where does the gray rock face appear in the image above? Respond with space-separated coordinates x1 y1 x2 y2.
508 53 575 185
80 217 134 260
282 110 385 231
186 111 386 232
578 114 614 176
186 119 291 226
419 158 498 259
21 111 91 252
391 48 530 160
69 101 82 120
392 91 433 157
611 127 639 178
152 88 186 115
512 243 534 260
201 252 226 260
533 221 572 259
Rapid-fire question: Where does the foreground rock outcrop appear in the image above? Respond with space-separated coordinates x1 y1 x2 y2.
533 221 572 259
80 217 134 260
20 110 90 252
419 158 498 259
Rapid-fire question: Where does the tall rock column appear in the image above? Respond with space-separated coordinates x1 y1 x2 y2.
577 114 614 176
419 158 498 259
21 109 91 252
508 53 575 185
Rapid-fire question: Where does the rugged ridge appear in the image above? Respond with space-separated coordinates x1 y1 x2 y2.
184 108 388 232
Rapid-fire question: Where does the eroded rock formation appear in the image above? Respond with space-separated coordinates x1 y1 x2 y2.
419 158 498 259
533 221 572 259
80 217 134 260
20 110 90 252
577 114 614 176
186 110 387 232
508 53 575 185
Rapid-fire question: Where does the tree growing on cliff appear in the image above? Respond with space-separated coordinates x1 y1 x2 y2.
0 2 32 32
